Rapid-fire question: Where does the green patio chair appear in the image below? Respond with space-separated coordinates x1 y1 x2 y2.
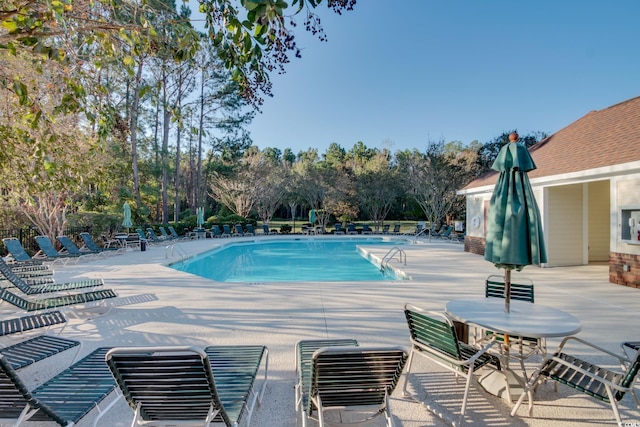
105 345 268 427
295 339 408 427
402 304 502 426
511 336 640 425
2 237 44 266
34 235 82 264
0 286 117 313
79 232 121 255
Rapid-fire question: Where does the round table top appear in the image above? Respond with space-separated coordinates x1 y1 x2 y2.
445 297 582 338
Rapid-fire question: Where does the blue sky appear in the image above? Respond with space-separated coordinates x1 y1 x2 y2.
243 1 640 155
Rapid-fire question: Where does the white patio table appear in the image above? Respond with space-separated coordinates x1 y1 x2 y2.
445 297 582 402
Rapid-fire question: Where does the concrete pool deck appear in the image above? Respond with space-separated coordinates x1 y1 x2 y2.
12 235 640 426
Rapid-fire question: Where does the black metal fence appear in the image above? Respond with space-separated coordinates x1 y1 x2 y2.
0 226 92 257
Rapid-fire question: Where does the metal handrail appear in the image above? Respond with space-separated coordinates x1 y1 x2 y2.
165 244 188 261
381 246 406 272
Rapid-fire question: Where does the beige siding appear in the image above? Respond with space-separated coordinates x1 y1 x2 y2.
588 180 610 262
547 184 584 266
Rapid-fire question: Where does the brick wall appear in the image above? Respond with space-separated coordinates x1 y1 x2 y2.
609 252 640 288
464 236 486 256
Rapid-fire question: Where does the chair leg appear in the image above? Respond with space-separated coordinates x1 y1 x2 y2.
402 349 417 397
459 371 473 426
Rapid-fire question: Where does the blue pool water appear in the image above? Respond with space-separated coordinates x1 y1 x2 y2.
171 238 407 282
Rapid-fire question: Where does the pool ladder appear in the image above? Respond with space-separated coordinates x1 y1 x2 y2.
166 244 188 261
380 246 406 273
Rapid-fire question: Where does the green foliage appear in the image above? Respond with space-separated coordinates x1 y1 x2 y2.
279 224 292 233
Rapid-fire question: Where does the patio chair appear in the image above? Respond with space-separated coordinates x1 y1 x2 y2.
262 224 277 235
0 257 103 295
0 347 117 426
2 237 44 266
295 339 407 427
333 223 345 235
34 235 82 264
362 224 373 234
480 275 542 378
167 225 184 240
79 232 121 255
245 224 256 236
511 336 640 425
223 224 233 237
105 345 269 427
402 303 502 426
381 224 390 234
391 224 401 235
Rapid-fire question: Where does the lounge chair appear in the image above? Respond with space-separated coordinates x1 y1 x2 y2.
295 339 408 427
333 223 345 235
56 235 100 258
158 226 175 241
79 232 121 255
511 336 640 425
391 224 401 235
402 304 502 426
0 310 67 337
0 257 103 295
167 225 183 240
2 237 44 266
381 224 390 234
233 224 245 237
346 223 357 235
34 235 82 264
362 224 373 234
146 227 166 243
223 224 233 237
245 224 256 236
0 286 117 313
105 345 268 427
0 334 81 370
262 224 277 235
0 347 117 426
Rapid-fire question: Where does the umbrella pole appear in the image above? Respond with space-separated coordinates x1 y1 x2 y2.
504 269 511 314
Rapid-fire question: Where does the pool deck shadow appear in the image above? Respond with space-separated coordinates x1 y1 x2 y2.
35 234 640 427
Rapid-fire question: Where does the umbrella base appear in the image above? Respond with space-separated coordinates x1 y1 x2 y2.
477 367 525 402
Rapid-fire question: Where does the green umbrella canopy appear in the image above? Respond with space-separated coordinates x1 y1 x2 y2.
309 209 316 224
197 207 205 228
484 134 547 312
122 202 133 228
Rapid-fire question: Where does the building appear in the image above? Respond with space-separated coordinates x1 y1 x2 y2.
458 95 640 288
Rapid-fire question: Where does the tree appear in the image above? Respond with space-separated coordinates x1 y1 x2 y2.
397 141 479 227
355 151 401 231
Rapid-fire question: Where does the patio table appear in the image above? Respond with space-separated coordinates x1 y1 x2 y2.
445 297 582 402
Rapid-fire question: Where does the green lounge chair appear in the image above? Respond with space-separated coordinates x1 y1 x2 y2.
262 224 277 235
223 224 233 237
79 232 121 255
56 235 100 257
167 225 183 240
0 334 80 370
233 224 245 237
0 347 117 426
0 286 117 313
158 226 176 241
333 223 345 235
34 235 82 264
0 257 103 295
2 238 44 266
0 310 67 337
245 224 256 235
295 339 408 427
146 227 165 243
105 345 268 427
402 304 502 426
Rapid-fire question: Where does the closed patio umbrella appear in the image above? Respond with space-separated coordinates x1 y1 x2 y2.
484 132 547 313
309 209 316 225
197 207 205 229
122 202 133 231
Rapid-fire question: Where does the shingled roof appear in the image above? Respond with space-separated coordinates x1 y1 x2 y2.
464 95 640 190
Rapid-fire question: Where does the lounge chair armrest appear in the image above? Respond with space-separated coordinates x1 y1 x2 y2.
544 353 630 392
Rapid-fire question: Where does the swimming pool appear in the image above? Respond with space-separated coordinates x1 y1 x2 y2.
171 237 409 282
